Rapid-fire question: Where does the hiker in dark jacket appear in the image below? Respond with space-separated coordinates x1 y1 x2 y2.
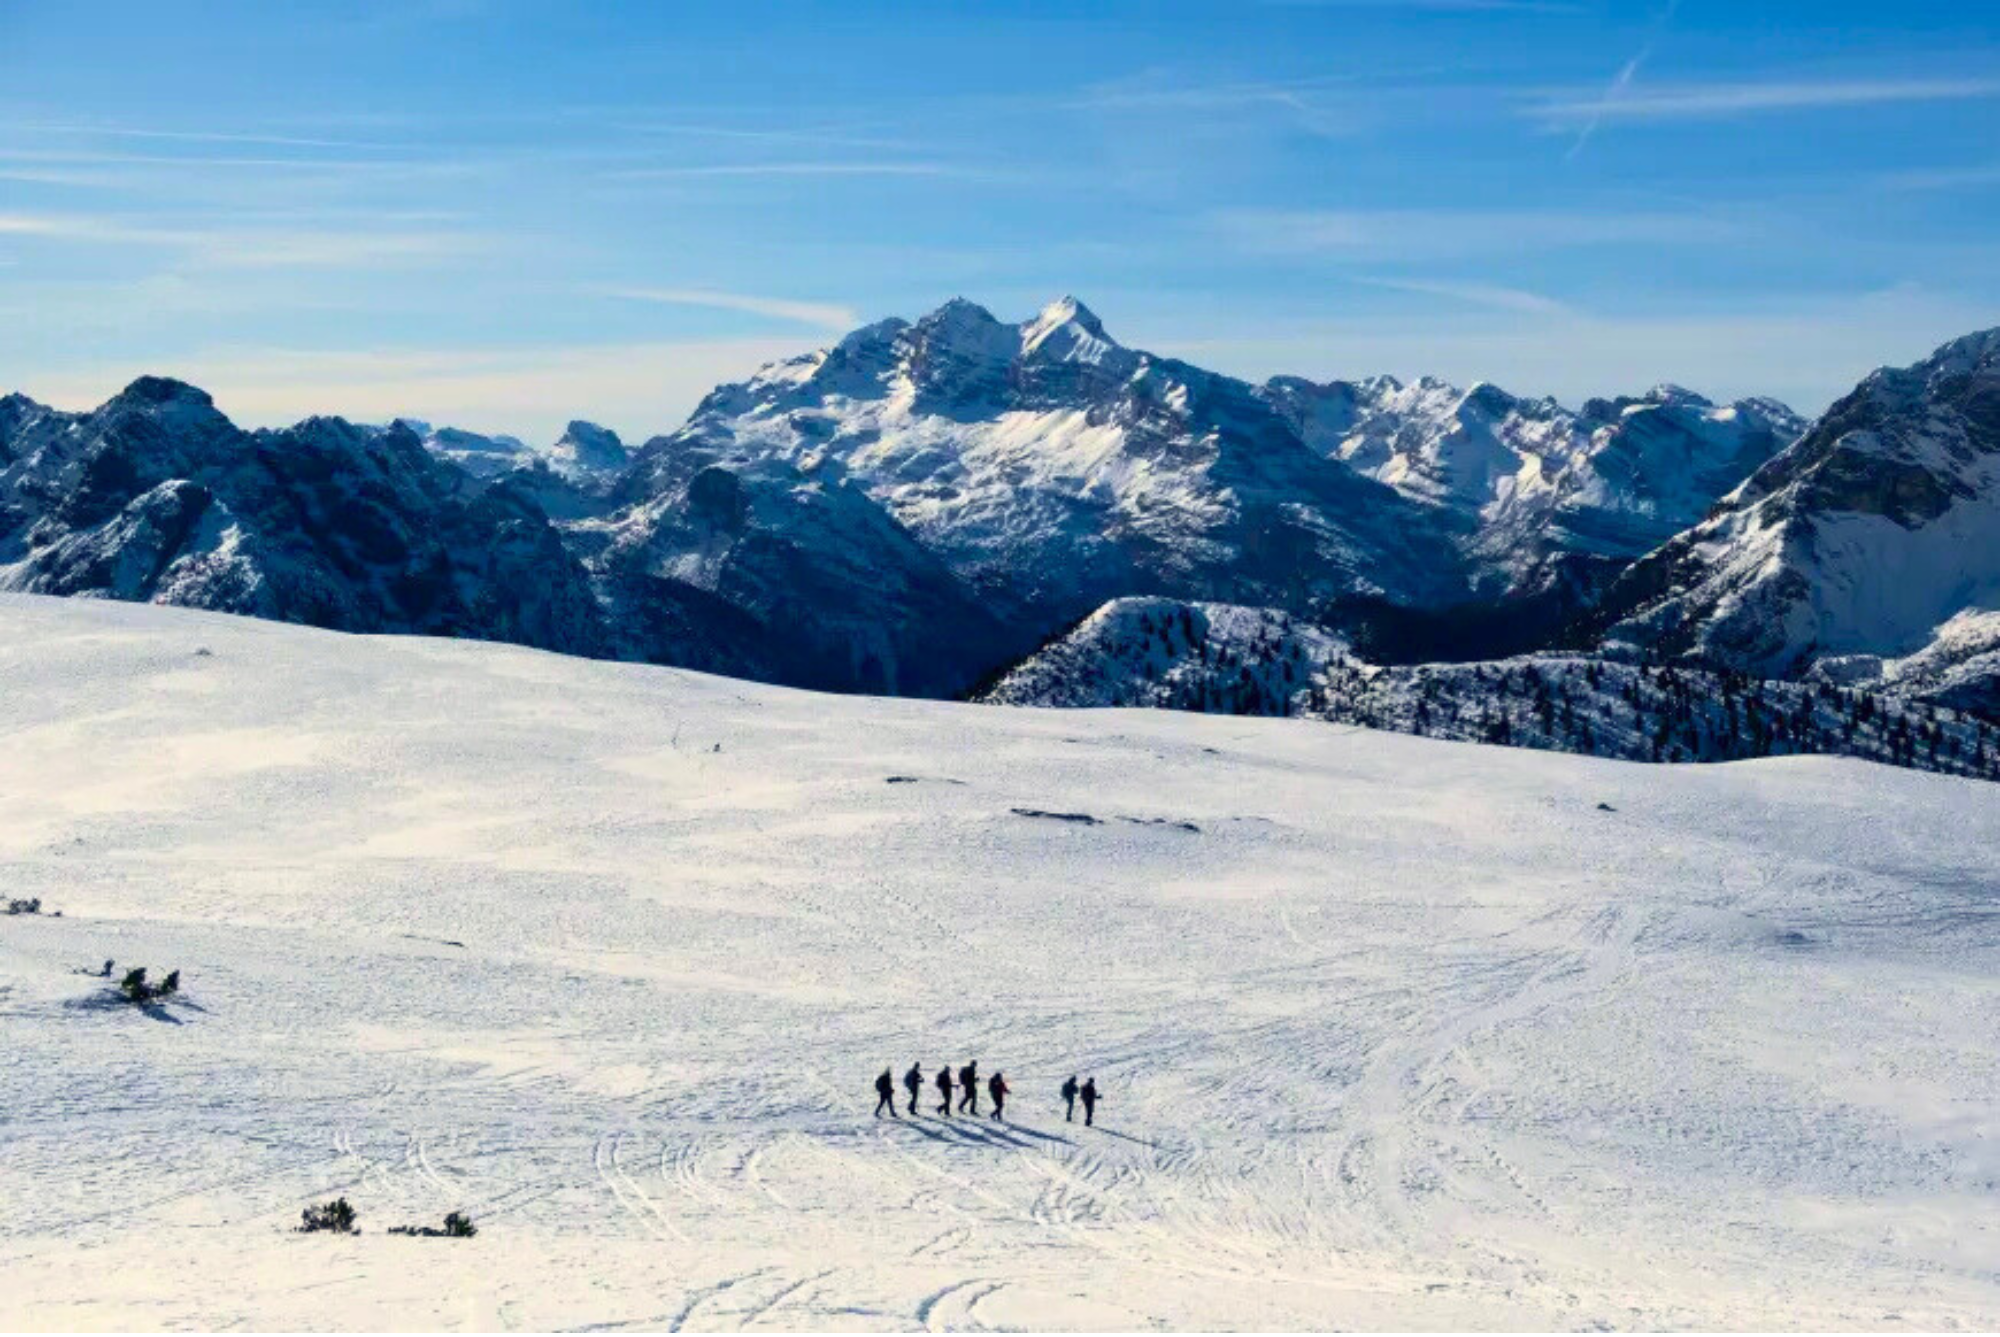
903 1063 924 1116
1079 1077 1099 1127
935 1064 955 1117
1061 1074 1079 1122
874 1068 898 1118
957 1061 979 1115
988 1072 1009 1120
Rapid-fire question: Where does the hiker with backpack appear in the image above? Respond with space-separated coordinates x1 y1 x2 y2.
957 1061 979 1116
935 1064 955 1117
874 1067 898 1118
903 1062 924 1116
987 1071 1009 1120
1061 1074 1079 1122
1079 1077 1099 1127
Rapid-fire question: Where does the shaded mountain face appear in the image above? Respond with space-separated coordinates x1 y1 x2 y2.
1591 328 2000 710
624 297 1474 644
591 451 1017 698
986 596 2000 780
0 380 606 654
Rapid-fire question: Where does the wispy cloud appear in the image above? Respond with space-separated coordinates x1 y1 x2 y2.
601 287 858 330
1350 274 1573 314
2 122 406 151
604 160 959 180
1213 207 1735 260
1558 0 1681 159
0 211 488 269
609 121 922 153
1879 161 2000 192
0 147 431 174
1537 75 2000 126
1069 72 1374 139
1562 51 1648 160
19 338 821 444
1262 0 1583 11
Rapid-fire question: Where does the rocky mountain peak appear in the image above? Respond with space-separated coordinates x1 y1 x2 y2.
109 376 214 411
550 420 629 477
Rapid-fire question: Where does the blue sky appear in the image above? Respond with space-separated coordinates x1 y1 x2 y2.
2 0 1996 441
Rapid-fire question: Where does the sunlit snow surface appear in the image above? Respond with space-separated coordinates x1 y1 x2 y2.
1 594 1996 1331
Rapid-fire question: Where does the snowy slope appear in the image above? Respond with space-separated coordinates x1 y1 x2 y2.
987 597 2000 779
2 594 1998 1330
1596 328 2000 709
397 420 538 480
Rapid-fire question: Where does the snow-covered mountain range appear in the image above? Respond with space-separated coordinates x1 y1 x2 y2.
1263 375 1802 601
0 379 605 653
6 299 1999 757
628 297 1468 630
1588 328 2000 716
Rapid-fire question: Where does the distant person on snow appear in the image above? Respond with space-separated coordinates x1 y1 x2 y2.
958 1061 980 1115
903 1062 924 1116
935 1065 955 1117
988 1072 1009 1120
1061 1074 1079 1122
874 1068 898 1118
1080 1077 1099 1127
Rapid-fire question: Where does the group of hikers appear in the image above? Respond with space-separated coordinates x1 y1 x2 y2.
873 1063 1101 1126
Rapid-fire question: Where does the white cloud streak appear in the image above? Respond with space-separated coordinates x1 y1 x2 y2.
1349 274 1572 314
0 212 489 269
0 122 407 151
1559 0 1681 159
1563 50 1648 160
601 287 859 330
17 338 824 445
1213 207 1735 260
605 160 957 180
1879 162 2000 192
1263 0 1583 11
1540 76 2000 126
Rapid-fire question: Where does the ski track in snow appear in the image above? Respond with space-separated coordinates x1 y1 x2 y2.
0 594 1997 1330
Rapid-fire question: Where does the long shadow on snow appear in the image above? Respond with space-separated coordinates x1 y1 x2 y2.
61 991 190 1024
931 1119 1065 1153
1089 1127 1171 1152
892 1117 1072 1151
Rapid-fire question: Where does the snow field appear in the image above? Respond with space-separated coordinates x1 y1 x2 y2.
0 594 1996 1330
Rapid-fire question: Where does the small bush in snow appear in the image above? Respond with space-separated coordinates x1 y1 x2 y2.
390 1211 477 1239
299 1198 358 1234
